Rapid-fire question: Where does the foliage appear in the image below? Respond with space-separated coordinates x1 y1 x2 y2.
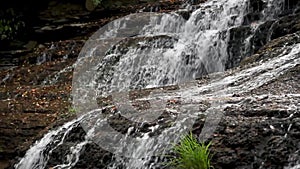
85 0 103 11
68 107 77 114
168 133 213 169
0 8 25 40
59 106 77 119
93 0 103 6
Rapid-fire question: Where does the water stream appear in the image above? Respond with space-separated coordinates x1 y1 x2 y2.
15 0 299 168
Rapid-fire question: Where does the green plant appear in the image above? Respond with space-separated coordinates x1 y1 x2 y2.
68 106 77 114
59 106 77 119
0 8 25 40
168 133 213 169
85 0 102 11
93 0 102 6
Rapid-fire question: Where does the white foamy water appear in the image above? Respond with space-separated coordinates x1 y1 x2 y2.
15 116 84 169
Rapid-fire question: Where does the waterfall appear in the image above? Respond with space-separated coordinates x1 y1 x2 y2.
14 115 85 169
15 0 297 169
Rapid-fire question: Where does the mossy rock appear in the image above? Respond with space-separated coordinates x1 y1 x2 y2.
240 31 300 66
102 0 139 9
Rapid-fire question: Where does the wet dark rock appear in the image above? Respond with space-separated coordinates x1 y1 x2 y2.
46 125 114 169
269 13 300 40
74 143 113 169
225 0 300 69
240 31 300 66
242 0 266 25
211 94 300 168
176 10 192 20
226 26 252 69
226 0 300 69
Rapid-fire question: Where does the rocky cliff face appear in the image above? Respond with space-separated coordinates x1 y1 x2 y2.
226 0 300 69
0 0 300 168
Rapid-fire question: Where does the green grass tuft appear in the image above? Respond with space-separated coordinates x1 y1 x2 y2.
168 133 213 169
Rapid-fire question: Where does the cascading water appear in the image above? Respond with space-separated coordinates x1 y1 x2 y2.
15 115 85 169
15 0 299 168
